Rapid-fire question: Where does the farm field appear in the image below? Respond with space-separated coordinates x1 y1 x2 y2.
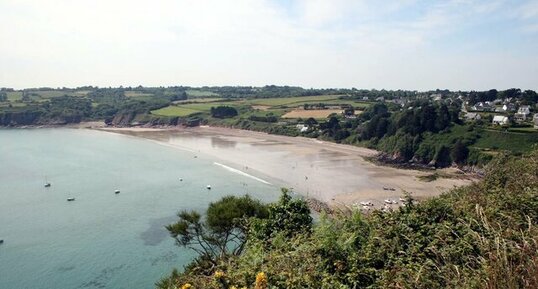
173 98 224 104
151 106 201 117
474 129 538 153
282 109 343 119
186 89 219 97
6 91 23 101
150 95 373 118
125 91 155 97
246 95 342 106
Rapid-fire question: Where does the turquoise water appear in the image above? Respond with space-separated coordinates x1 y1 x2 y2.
0 128 279 289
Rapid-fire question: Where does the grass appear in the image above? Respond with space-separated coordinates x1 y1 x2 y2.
150 95 372 120
151 106 202 117
125 91 155 97
508 126 538 133
173 98 224 104
6 92 22 101
246 95 342 106
186 89 220 97
474 129 538 153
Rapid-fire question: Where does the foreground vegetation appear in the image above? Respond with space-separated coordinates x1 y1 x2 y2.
157 150 538 289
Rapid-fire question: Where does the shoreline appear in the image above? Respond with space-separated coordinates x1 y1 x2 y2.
1 122 477 209
89 124 477 209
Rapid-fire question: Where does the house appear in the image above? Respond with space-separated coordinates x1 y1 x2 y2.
375 97 385 102
464 112 481 121
502 103 516 112
514 105 531 122
518 105 531 116
296 124 309 133
534 113 538 129
514 113 527 122
362 96 369 101
471 102 495 112
431 93 442 101
492 115 509 126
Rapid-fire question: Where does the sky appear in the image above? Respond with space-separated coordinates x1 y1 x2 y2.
0 0 537 91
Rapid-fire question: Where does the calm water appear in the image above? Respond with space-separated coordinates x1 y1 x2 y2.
0 128 278 289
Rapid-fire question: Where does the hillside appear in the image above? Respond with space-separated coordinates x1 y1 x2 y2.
157 150 538 289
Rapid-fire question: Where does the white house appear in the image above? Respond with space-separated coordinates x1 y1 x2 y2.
296 124 309 133
492 115 509 126
534 113 538 129
518 105 531 116
502 104 516 112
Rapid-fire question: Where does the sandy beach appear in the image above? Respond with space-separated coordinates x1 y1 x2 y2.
93 125 477 208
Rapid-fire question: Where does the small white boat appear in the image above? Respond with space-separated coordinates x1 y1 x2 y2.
67 197 75 201
114 190 120 194
44 183 51 188
384 199 398 204
359 201 373 206
206 185 211 190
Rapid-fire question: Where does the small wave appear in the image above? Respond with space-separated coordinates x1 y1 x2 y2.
213 162 271 185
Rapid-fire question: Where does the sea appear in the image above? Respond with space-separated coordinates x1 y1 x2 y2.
0 128 279 289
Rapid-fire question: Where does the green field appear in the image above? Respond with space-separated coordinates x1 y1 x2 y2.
125 91 155 97
173 98 224 104
186 89 219 97
151 95 371 118
246 95 342 106
474 129 538 152
6 91 23 101
151 106 202 117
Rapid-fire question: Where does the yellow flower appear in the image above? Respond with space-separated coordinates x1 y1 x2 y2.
255 272 267 289
181 283 192 289
214 270 225 279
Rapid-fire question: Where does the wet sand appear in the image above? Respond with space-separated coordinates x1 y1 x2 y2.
95 126 477 208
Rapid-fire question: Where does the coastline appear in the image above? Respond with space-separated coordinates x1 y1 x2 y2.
87 123 477 209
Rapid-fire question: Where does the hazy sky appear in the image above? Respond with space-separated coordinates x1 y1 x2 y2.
1 0 537 90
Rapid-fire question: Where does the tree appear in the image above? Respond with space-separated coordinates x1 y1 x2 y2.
0 92 6 102
210 106 238 118
251 188 312 241
305 117 318 127
451 140 469 165
166 195 268 265
434 145 452 167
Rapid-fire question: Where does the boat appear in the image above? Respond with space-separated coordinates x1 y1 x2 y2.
359 201 373 206
206 185 211 190
0 239 4 244
44 182 51 188
179 178 183 181
67 197 75 201
115 190 120 194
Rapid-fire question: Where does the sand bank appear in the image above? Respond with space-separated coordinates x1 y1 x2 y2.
96 126 477 208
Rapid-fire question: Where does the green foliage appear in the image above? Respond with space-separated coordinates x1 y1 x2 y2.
166 195 268 265
158 150 538 289
210 106 238 118
250 189 313 241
